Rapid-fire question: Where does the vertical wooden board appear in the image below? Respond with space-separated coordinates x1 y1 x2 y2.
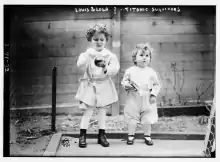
110 9 121 116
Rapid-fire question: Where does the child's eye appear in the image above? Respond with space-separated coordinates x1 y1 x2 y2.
93 39 104 41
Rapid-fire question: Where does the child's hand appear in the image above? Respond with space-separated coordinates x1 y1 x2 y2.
149 94 156 104
124 83 137 91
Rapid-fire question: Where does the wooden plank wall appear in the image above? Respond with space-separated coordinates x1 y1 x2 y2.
10 6 115 108
9 6 215 113
119 7 215 107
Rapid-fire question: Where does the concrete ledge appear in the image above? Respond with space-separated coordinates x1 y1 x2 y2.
43 131 205 156
43 132 62 156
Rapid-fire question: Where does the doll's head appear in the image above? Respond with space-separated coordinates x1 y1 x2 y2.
132 43 153 67
86 24 110 52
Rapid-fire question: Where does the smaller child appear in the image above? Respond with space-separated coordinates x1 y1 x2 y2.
121 43 161 145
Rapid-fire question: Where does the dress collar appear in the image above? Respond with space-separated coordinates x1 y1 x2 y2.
86 48 110 56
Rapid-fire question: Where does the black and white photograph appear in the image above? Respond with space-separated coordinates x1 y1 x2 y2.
3 3 216 158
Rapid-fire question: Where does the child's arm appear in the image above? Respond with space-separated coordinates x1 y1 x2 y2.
150 70 161 97
104 54 120 76
121 69 131 88
121 69 136 91
77 52 89 71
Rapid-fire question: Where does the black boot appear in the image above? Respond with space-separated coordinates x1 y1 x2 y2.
97 129 109 147
127 135 135 145
144 135 154 146
79 129 87 148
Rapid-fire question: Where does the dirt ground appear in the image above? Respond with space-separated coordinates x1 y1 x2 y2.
10 113 209 156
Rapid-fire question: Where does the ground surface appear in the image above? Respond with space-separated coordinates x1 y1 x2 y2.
10 113 209 156
57 137 205 157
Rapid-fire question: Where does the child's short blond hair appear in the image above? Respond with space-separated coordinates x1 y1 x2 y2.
132 43 154 65
86 24 110 42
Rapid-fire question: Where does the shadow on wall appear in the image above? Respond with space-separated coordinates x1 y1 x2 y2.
156 7 215 106
187 6 215 102
10 23 56 107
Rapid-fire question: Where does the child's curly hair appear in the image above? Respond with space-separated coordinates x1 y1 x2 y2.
132 43 154 65
86 24 110 42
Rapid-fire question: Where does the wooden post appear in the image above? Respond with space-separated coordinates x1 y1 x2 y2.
111 7 121 116
52 66 57 132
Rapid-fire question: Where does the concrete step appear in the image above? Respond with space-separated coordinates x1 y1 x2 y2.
56 138 205 157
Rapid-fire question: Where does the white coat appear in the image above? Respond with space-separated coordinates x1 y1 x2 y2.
75 48 120 108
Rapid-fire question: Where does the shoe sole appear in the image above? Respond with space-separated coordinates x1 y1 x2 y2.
97 141 109 147
127 143 134 145
79 145 87 148
145 143 154 146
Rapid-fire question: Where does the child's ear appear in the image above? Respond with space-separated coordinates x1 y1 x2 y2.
133 57 136 62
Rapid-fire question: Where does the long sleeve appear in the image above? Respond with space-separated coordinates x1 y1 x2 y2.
150 71 161 97
121 69 131 88
105 54 120 76
77 52 89 71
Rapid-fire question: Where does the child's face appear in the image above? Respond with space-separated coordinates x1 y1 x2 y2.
91 32 107 52
135 50 151 68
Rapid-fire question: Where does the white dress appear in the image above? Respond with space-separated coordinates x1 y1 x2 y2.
75 48 120 108
121 66 161 124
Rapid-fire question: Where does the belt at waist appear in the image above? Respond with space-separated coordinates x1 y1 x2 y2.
79 77 109 82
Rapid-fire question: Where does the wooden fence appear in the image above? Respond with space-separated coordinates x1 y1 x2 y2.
9 6 215 115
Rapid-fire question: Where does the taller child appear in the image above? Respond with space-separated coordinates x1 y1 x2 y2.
75 24 120 148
